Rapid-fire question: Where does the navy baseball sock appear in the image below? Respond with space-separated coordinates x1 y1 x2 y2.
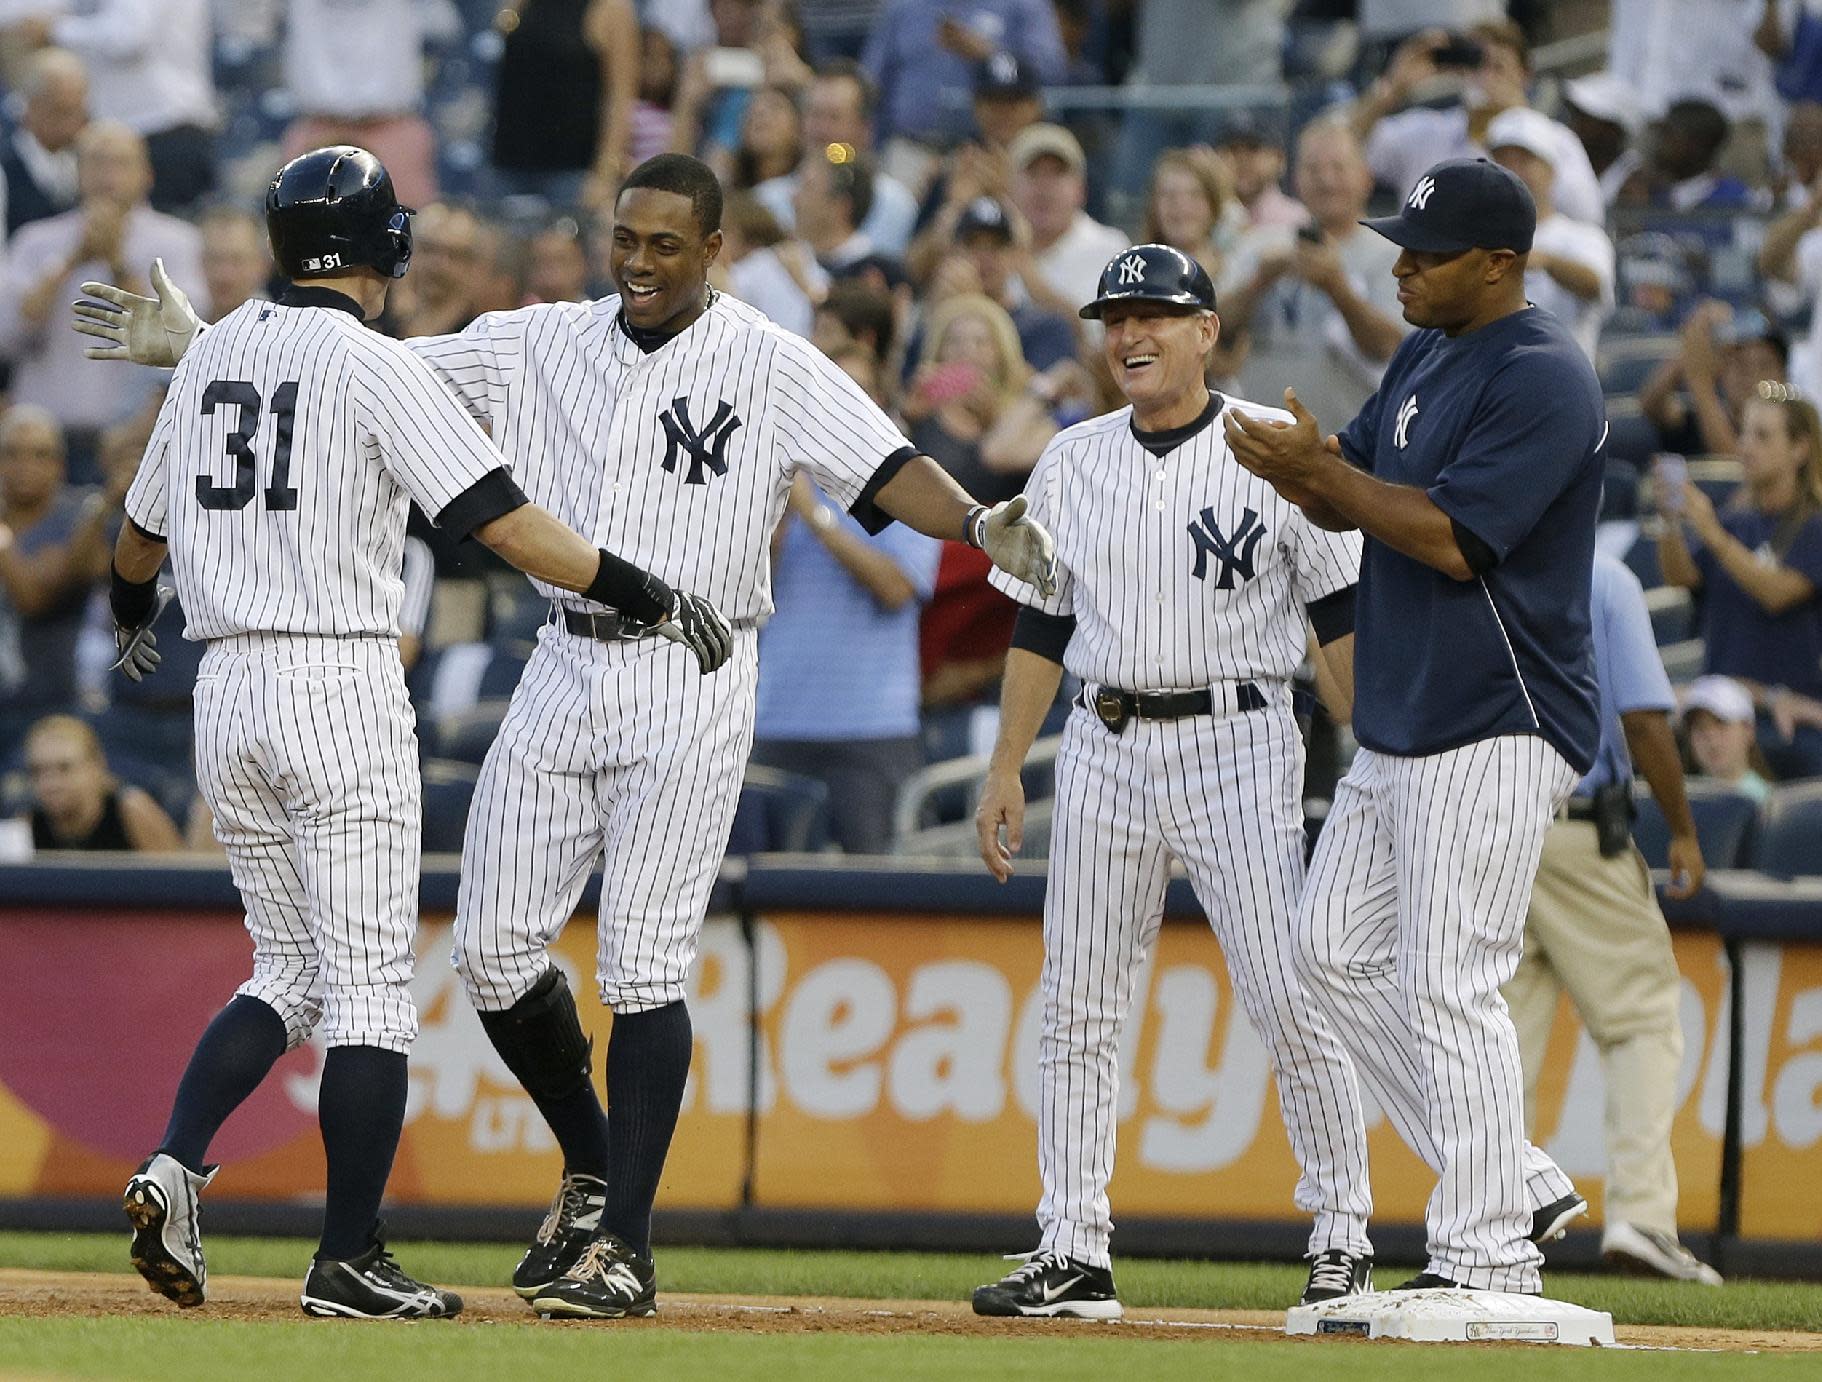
316 1045 408 1262
599 1001 693 1257
530 1085 613 1183
158 995 288 1173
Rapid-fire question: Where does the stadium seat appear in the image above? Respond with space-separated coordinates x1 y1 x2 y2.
1753 782 1822 878
1645 586 1694 645
1632 782 1759 871
422 760 481 854
726 766 830 855
1604 404 1660 467
427 700 511 765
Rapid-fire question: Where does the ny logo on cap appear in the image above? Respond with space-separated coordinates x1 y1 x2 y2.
1117 254 1146 285
659 396 743 485
1407 176 1436 211
1395 394 1419 449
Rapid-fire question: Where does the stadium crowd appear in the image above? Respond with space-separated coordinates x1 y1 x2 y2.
1 0 1821 877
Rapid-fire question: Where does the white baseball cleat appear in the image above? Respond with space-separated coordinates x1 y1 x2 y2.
124 1152 217 1307
1602 1222 1724 1286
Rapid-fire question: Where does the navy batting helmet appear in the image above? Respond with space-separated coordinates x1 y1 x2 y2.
1078 243 1215 320
265 146 413 281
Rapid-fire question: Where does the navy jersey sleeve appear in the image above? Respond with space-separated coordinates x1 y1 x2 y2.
1426 349 1604 563
1782 514 1822 589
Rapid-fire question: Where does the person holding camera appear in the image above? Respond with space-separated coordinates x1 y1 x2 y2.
1502 551 1721 1285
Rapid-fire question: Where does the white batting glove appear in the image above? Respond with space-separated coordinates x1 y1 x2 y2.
978 495 1058 597
72 258 201 366
111 585 176 682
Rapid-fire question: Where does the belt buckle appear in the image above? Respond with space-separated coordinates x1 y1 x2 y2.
1092 688 1131 734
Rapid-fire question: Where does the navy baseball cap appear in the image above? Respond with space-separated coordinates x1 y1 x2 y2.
956 196 1014 242
1362 157 1536 255
976 50 1037 98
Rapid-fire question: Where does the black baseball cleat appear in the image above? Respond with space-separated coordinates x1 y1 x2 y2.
300 1229 462 1319
1530 1191 1588 1244
972 1251 1123 1320
530 1233 657 1319
1300 1249 1373 1304
512 1172 608 1299
123 1153 217 1308
1395 1272 1465 1290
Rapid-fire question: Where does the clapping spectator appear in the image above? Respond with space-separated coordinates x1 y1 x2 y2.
1350 21 1605 224
8 0 216 212
1142 146 1242 283
491 0 639 209
719 191 828 336
1681 675 1774 803
1659 383 1822 777
0 122 202 474
1488 108 1615 364
1007 122 1127 318
198 206 272 320
18 715 181 852
0 46 87 244
1641 301 1787 457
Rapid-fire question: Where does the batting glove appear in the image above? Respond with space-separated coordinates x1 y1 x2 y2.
654 590 734 674
73 258 201 367
112 585 176 682
977 495 1059 597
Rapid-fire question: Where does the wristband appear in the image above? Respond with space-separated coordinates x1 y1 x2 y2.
584 549 674 626
963 504 988 550
110 563 158 628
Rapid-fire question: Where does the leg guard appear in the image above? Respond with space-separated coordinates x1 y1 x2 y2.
476 968 593 1102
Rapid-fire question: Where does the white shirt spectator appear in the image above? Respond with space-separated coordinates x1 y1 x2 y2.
753 169 920 258
1527 213 1615 363
1033 211 1128 312
284 0 428 119
50 0 215 134
1607 0 1778 125
730 245 829 338
1366 105 1606 226
1789 226 1822 396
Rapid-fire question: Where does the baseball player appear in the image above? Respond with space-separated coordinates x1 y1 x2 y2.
971 244 1374 1319
98 147 731 1320
1226 157 1605 1295
82 153 1057 1321
1504 553 1722 1285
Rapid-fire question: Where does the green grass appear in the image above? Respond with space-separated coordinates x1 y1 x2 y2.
4 1232 1821 1333
0 1319 1816 1382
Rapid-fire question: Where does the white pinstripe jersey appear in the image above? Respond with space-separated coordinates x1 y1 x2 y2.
125 297 511 641
990 395 1362 691
408 290 910 622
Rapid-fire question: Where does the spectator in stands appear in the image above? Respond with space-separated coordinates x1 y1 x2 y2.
384 202 484 337
0 47 87 244
752 466 940 854
1561 73 1644 206
1659 383 1822 777
1007 122 1127 317
794 142 899 283
812 278 897 366
0 122 202 476
909 197 1075 373
491 0 638 208
1349 20 1605 225
18 714 181 851
863 0 1064 193
1681 674 1773 803
1755 160 1822 401
670 0 811 174
1219 119 1405 436
1617 99 1759 211
753 59 919 257
279 0 441 209
631 26 680 166
198 206 272 321
1611 0 1781 135
0 407 115 747
1218 117 1304 231
1772 101 1822 210
526 217 592 304
1488 107 1615 364
725 83 804 193
902 53 1042 266
1641 301 1788 457
720 191 827 336
1142 147 1242 284
10 0 216 212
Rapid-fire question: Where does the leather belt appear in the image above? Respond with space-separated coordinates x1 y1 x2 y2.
562 608 650 642
1077 681 1267 734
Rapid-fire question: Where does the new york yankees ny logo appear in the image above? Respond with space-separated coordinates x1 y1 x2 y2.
1188 506 1266 589
1117 254 1146 285
1408 175 1436 210
659 397 743 485
1394 394 1419 449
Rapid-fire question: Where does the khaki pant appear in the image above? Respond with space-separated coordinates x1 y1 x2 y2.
1504 818 1685 1236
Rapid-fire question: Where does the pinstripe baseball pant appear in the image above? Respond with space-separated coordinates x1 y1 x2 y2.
1295 734 1580 1294
196 634 421 1054
1038 690 1373 1269
452 621 759 1014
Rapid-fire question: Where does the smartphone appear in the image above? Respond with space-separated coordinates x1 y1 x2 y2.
1653 454 1688 513
922 360 985 405
1431 35 1485 69
703 46 764 90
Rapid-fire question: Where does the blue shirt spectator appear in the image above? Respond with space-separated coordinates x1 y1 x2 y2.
864 0 1064 149
1695 503 1822 700
1578 554 1676 795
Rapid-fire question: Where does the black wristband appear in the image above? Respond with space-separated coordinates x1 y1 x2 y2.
584 549 674 625
110 563 158 628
